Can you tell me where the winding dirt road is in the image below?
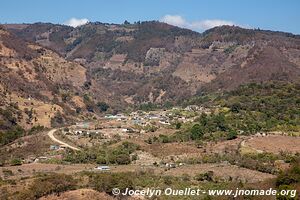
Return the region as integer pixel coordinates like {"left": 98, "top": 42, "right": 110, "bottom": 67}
{"left": 47, "top": 129, "right": 80, "bottom": 151}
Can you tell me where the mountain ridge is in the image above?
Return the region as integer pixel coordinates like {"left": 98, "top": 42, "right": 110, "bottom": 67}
{"left": 1, "top": 21, "right": 300, "bottom": 110}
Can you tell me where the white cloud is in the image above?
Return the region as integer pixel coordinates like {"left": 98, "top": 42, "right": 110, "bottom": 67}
{"left": 64, "top": 18, "right": 89, "bottom": 27}
{"left": 160, "top": 15, "right": 238, "bottom": 32}
{"left": 192, "top": 19, "right": 235, "bottom": 30}
{"left": 160, "top": 15, "right": 186, "bottom": 27}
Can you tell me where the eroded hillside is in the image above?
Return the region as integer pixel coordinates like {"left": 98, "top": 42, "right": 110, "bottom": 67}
{"left": 0, "top": 26, "right": 91, "bottom": 136}
{"left": 5, "top": 22, "right": 300, "bottom": 106}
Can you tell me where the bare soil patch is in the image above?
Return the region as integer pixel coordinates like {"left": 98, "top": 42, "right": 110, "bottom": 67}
{"left": 165, "top": 163, "right": 275, "bottom": 183}
{"left": 245, "top": 135, "right": 300, "bottom": 154}
{"left": 144, "top": 142, "right": 201, "bottom": 158}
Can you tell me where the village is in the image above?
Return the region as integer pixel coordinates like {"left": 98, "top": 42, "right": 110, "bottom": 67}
{"left": 15, "top": 102, "right": 299, "bottom": 174}
{"left": 2, "top": 102, "right": 298, "bottom": 186}
{"left": 9, "top": 105, "right": 212, "bottom": 167}
{"left": 1, "top": 103, "right": 300, "bottom": 198}
{"left": 18, "top": 105, "right": 210, "bottom": 169}
{"left": 54, "top": 105, "right": 211, "bottom": 147}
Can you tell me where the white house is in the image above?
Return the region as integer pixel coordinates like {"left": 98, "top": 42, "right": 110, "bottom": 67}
{"left": 95, "top": 166, "right": 110, "bottom": 171}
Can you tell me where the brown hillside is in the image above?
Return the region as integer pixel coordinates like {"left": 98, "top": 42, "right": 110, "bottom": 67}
{"left": 0, "top": 26, "right": 89, "bottom": 130}
{"left": 4, "top": 22, "right": 300, "bottom": 105}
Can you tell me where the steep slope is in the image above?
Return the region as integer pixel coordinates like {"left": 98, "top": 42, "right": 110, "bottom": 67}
{"left": 200, "top": 26, "right": 300, "bottom": 91}
{"left": 5, "top": 22, "right": 300, "bottom": 105}
{"left": 4, "top": 23, "right": 74, "bottom": 56}
{"left": 0, "top": 26, "right": 88, "bottom": 134}
{"left": 206, "top": 45, "right": 300, "bottom": 91}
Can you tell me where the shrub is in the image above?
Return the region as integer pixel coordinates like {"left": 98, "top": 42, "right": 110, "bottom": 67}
{"left": 0, "top": 126, "right": 25, "bottom": 146}
{"left": 28, "top": 125, "right": 44, "bottom": 134}
{"left": 10, "top": 158, "right": 22, "bottom": 166}
{"left": 276, "top": 162, "right": 300, "bottom": 187}
{"left": 230, "top": 103, "right": 242, "bottom": 113}
{"left": 195, "top": 171, "right": 214, "bottom": 182}
{"left": 90, "top": 172, "right": 134, "bottom": 194}
{"left": 50, "top": 111, "right": 65, "bottom": 127}
{"left": 97, "top": 102, "right": 110, "bottom": 112}
{"left": 175, "top": 122, "right": 182, "bottom": 129}
{"left": 115, "top": 153, "right": 131, "bottom": 165}
{"left": 190, "top": 124, "right": 204, "bottom": 140}
{"left": 2, "top": 169, "right": 14, "bottom": 177}
{"left": 227, "top": 130, "right": 238, "bottom": 140}
{"left": 64, "top": 142, "right": 140, "bottom": 165}
{"left": 159, "top": 134, "right": 170, "bottom": 143}
{"left": 17, "top": 173, "right": 77, "bottom": 199}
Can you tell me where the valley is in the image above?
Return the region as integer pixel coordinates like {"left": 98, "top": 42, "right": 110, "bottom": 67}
{"left": 0, "top": 20, "right": 299, "bottom": 200}
{"left": 1, "top": 100, "right": 299, "bottom": 199}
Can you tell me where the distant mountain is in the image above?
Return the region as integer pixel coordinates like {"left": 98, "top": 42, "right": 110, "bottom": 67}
{"left": 3, "top": 21, "right": 300, "bottom": 106}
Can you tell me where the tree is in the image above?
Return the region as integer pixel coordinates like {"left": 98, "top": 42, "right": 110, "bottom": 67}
{"left": 214, "top": 114, "right": 227, "bottom": 131}
{"left": 75, "top": 107, "right": 81, "bottom": 114}
{"left": 51, "top": 111, "right": 64, "bottom": 127}
{"left": 230, "top": 103, "right": 242, "bottom": 113}
{"left": 190, "top": 124, "right": 204, "bottom": 140}
{"left": 97, "top": 102, "right": 109, "bottom": 112}
{"left": 0, "top": 126, "right": 24, "bottom": 146}
{"left": 175, "top": 122, "right": 182, "bottom": 129}
{"left": 199, "top": 113, "right": 208, "bottom": 126}
{"left": 123, "top": 20, "right": 130, "bottom": 25}
{"left": 96, "top": 155, "right": 107, "bottom": 164}
{"left": 115, "top": 153, "right": 131, "bottom": 165}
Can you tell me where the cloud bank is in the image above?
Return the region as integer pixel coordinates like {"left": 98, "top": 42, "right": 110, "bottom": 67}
{"left": 160, "top": 15, "right": 237, "bottom": 32}
{"left": 64, "top": 18, "right": 89, "bottom": 27}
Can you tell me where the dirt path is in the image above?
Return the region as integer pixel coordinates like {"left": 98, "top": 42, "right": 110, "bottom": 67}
{"left": 47, "top": 129, "right": 80, "bottom": 151}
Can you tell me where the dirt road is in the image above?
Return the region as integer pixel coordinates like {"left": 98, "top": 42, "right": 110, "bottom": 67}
{"left": 47, "top": 129, "right": 80, "bottom": 151}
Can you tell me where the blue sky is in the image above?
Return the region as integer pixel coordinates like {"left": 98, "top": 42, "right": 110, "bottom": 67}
{"left": 1, "top": 0, "right": 299, "bottom": 34}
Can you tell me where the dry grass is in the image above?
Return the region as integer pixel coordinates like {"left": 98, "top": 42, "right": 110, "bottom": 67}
{"left": 0, "top": 163, "right": 94, "bottom": 179}
{"left": 245, "top": 135, "right": 300, "bottom": 154}
{"left": 143, "top": 142, "right": 201, "bottom": 158}
{"left": 165, "top": 163, "right": 276, "bottom": 183}
{"left": 0, "top": 132, "right": 53, "bottom": 162}
{"left": 10, "top": 93, "right": 63, "bottom": 128}
{"left": 40, "top": 189, "right": 115, "bottom": 200}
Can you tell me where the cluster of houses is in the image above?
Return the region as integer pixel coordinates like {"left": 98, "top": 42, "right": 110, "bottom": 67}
{"left": 102, "top": 112, "right": 172, "bottom": 127}
{"left": 101, "top": 105, "right": 210, "bottom": 128}
{"left": 67, "top": 105, "right": 210, "bottom": 134}
{"left": 129, "top": 112, "right": 171, "bottom": 126}
{"left": 104, "top": 114, "right": 127, "bottom": 121}
{"left": 65, "top": 122, "right": 104, "bottom": 137}
{"left": 56, "top": 105, "right": 211, "bottom": 144}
